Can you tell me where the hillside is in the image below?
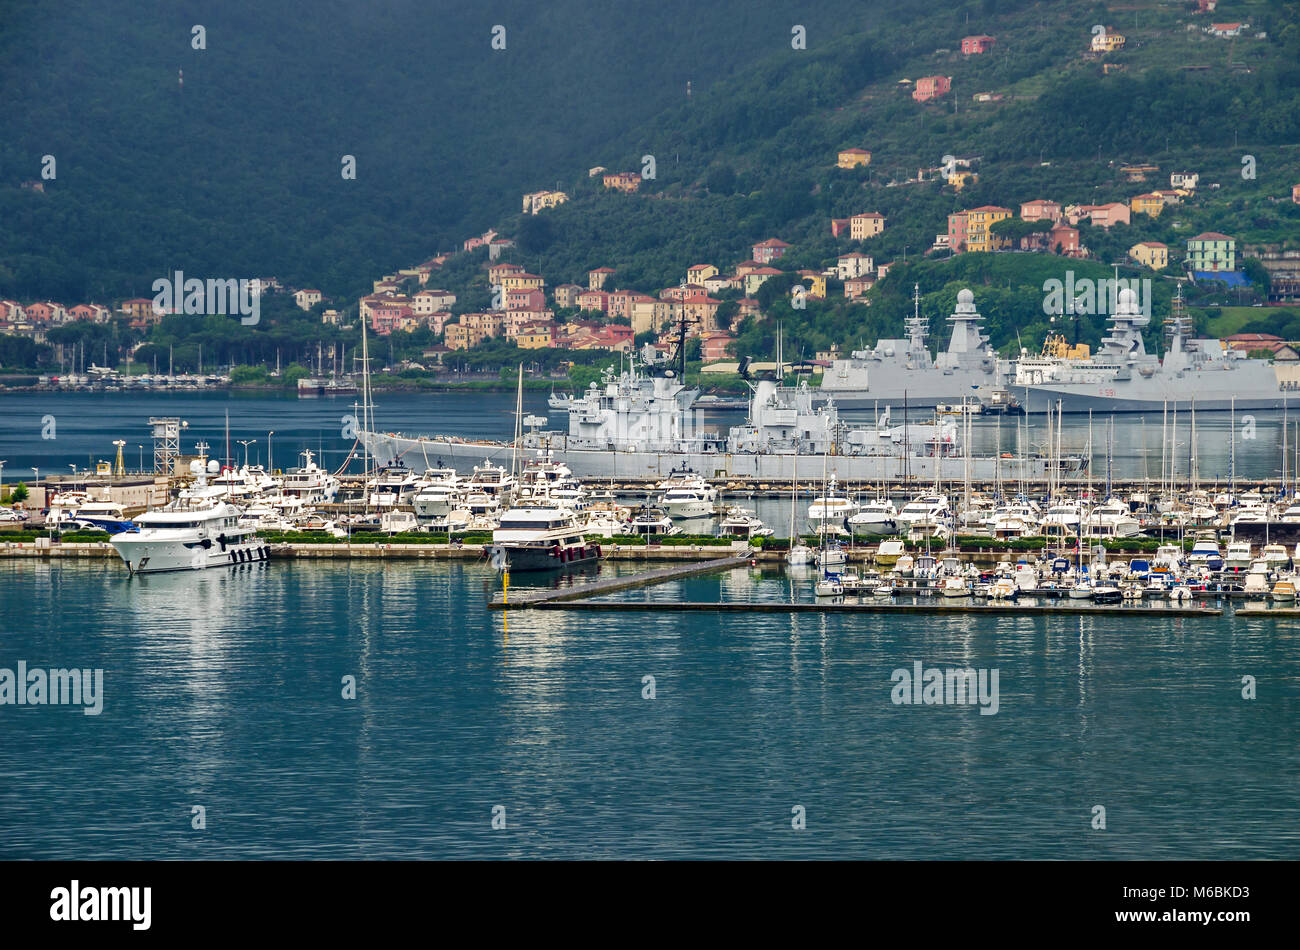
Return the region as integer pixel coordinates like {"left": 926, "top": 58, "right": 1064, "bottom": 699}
{"left": 3, "top": 0, "right": 1300, "bottom": 368}
{"left": 0, "top": 0, "right": 892, "bottom": 301}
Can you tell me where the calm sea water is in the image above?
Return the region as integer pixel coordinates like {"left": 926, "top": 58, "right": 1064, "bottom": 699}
{"left": 1, "top": 558, "right": 1297, "bottom": 859}
{"left": 0, "top": 389, "right": 1296, "bottom": 483}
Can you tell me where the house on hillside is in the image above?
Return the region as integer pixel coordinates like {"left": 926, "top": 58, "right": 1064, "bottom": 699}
{"left": 294, "top": 289, "right": 322, "bottom": 311}
{"left": 1091, "top": 28, "right": 1125, "bottom": 52}
{"left": 961, "top": 35, "right": 995, "bottom": 55}
{"left": 963, "top": 206, "right": 1012, "bottom": 252}
{"left": 1020, "top": 199, "right": 1062, "bottom": 224}
{"left": 1129, "top": 193, "right": 1167, "bottom": 218}
{"left": 588, "top": 267, "right": 615, "bottom": 290}
{"left": 837, "top": 148, "right": 871, "bottom": 169}
{"left": 1187, "top": 232, "right": 1235, "bottom": 272}
{"left": 602, "top": 172, "right": 640, "bottom": 193}
{"left": 849, "top": 212, "right": 886, "bottom": 240}
{"left": 752, "top": 238, "right": 791, "bottom": 263}
{"left": 912, "top": 76, "right": 951, "bottom": 102}
{"left": 1129, "top": 242, "right": 1169, "bottom": 271}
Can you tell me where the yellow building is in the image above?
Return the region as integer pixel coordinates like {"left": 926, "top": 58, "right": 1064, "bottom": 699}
{"left": 850, "top": 212, "right": 886, "bottom": 240}
{"left": 798, "top": 272, "right": 827, "bottom": 299}
{"left": 964, "top": 206, "right": 1012, "bottom": 252}
{"left": 444, "top": 324, "right": 489, "bottom": 350}
{"left": 1129, "top": 193, "right": 1165, "bottom": 218}
{"left": 1129, "top": 241, "right": 1169, "bottom": 271}
{"left": 1091, "top": 28, "right": 1125, "bottom": 52}
{"left": 837, "top": 148, "right": 871, "bottom": 169}
{"left": 501, "top": 272, "right": 546, "bottom": 292}
{"left": 522, "top": 190, "right": 568, "bottom": 215}
{"left": 515, "top": 324, "right": 554, "bottom": 349}
{"left": 602, "top": 172, "right": 640, "bottom": 193}
{"left": 950, "top": 170, "right": 978, "bottom": 191}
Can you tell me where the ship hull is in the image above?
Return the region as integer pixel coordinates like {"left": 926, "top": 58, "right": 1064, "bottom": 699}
{"left": 364, "top": 432, "right": 1080, "bottom": 482}
{"left": 494, "top": 543, "right": 601, "bottom": 572}
{"left": 110, "top": 534, "right": 271, "bottom": 573}
{"left": 1014, "top": 384, "right": 1288, "bottom": 414}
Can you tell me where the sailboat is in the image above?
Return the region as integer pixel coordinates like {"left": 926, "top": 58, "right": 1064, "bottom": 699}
{"left": 786, "top": 453, "right": 812, "bottom": 566}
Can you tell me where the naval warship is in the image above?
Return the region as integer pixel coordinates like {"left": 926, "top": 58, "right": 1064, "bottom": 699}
{"left": 1009, "top": 286, "right": 1283, "bottom": 413}
{"left": 362, "top": 348, "right": 1084, "bottom": 483}
{"left": 816, "top": 286, "right": 1003, "bottom": 409}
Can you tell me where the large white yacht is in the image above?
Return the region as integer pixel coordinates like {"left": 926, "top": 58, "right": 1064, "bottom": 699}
{"left": 490, "top": 505, "right": 600, "bottom": 571}
{"left": 110, "top": 462, "right": 269, "bottom": 573}
{"left": 1082, "top": 499, "right": 1141, "bottom": 538}
{"left": 657, "top": 468, "right": 717, "bottom": 519}
{"left": 847, "top": 498, "right": 899, "bottom": 538}
{"left": 280, "top": 450, "right": 340, "bottom": 505}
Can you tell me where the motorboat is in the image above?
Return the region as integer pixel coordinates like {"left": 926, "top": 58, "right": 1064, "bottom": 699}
{"left": 490, "top": 505, "right": 601, "bottom": 571}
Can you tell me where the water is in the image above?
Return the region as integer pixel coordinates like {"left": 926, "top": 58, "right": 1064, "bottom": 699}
{"left": 1, "top": 390, "right": 1297, "bottom": 484}
{"left": 2, "top": 558, "right": 1297, "bottom": 859}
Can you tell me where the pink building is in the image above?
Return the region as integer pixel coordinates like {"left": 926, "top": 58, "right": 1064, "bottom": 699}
{"left": 370, "top": 303, "right": 415, "bottom": 335}
{"left": 505, "top": 287, "right": 546, "bottom": 311}
{"left": 947, "top": 212, "right": 969, "bottom": 253}
{"left": 962, "top": 35, "right": 995, "bottom": 55}
{"left": 1020, "top": 199, "right": 1062, "bottom": 224}
{"left": 913, "top": 76, "right": 951, "bottom": 102}
{"left": 700, "top": 332, "right": 735, "bottom": 361}
{"left": 752, "top": 238, "right": 791, "bottom": 264}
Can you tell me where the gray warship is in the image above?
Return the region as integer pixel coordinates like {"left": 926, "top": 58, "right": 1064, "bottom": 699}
{"left": 1010, "top": 286, "right": 1283, "bottom": 413}
{"left": 816, "top": 286, "right": 1003, "bottom": 409}
{"left": 362, "top": 352, "right": 1084, "bottom": 483}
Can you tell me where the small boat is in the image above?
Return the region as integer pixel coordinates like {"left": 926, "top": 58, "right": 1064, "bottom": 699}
{"left": 874, "top": 539, "right": 906, "bottom": 567}
{"left": 989, "top": 577, "right": 1018, "bottom": 600}
{"left": 1091, "top": 585, "right": 1122, "bottom": 604}
{"left": 939, "top": 575, "right": 969, "bottom": 598}
{"left": 1271, "top": 578, "right": 1297, "bottom": 602}
{"left": 814, "top": 576, "right": 844, "bottom": 597}
{"left": 1168, "top": 585, "right": 1193, "bottom": 603}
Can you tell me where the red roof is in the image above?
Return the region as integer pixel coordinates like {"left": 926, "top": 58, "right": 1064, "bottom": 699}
{"left": 1191, "top": 231, "right": 1233, "bottom": 241}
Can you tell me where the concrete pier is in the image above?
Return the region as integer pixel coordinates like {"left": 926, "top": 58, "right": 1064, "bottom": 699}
{"left": 489, "top": 554, "right": 749, "bottom": 608}
{"left": 511, "top": 600, "right": 1224, "bottom": 617}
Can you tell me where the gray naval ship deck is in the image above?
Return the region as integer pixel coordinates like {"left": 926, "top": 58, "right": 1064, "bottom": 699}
{"left": 1010, "top": 286, "right": 1283, "bottom": 413}
{"left": 816, "top": 287, "right": 1002, "bottom": 408}
{"left": 363, "top": 361, "right": 1085, "bottom": 483}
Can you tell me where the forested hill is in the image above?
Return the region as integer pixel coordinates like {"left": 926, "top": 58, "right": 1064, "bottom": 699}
{"left": 0, "top": 0, "right": 894, "bottom": 301}
{"left": 3, "top": 0, "right": 1299, "bottom": 362}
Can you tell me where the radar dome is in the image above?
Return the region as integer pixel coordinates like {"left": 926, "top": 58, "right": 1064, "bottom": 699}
{"left": 1118, "top": 287, "right": 1138, "bottom": 308}
{"left": 957, "top": 288, "right": 974, "bottom": 305}
{"left": 207, "top": 460, "right": 220, "bottom": 474}
{"left": 189, "top": 460, "right": 202, "bottom": 475}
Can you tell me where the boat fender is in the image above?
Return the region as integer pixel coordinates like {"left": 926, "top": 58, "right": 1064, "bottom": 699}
{"left": 552, "top": 544, "right": 562, "bottom": 561}
{"left": 218, "top": 534, "right": 227, "bottom": 551}
{"left": 592, "top": 544, "right": 601, "bottom": 559}
{"left": 201, "top": 538, "right": 212, "bottom": 549}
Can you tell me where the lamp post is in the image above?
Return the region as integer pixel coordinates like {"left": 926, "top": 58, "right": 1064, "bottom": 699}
{"left": 238, "top": 439, "right": 256, "bottom": 468}
{"left": 268, "top": 431, "right": 275, "bottom": 473}
{"left": 138, "top": 445, "right": 144, "bottom": 473}
{"left": 0, "top": 460, "right": 6, "bottom": 500}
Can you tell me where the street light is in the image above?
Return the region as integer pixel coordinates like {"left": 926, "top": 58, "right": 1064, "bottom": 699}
{"left": 0, "top": 460, "right": 6, "bottom": 500}
{"left": 238, "top": 439, "right": 256, "bottom": 467}
{"left": 138, "top": 445, "right": 144, "bottom": 473}
{"left": 268, "top": 431, "right": 275, "bottom": 473}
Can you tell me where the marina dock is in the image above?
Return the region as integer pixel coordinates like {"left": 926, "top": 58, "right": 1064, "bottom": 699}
{"left": 510, "top": 599, "right": 1223, "bottom": 617}
{"left": 489, "top": 553, "right": 749, "bottom": 607}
